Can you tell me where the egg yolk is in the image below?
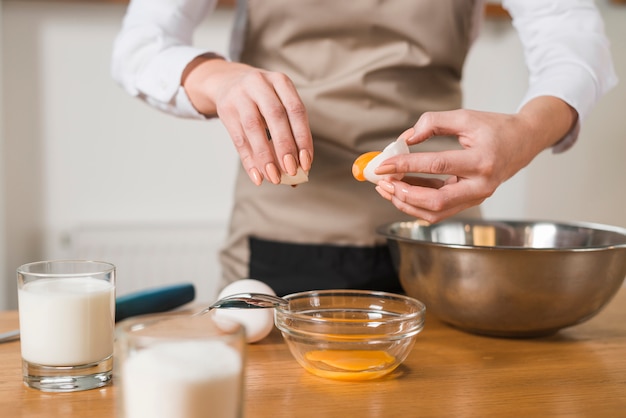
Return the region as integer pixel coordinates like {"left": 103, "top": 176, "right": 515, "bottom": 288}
{"left": 351, "top": 151, "right": 381, "bottom": 181}
{"left": 304, "top": 349, "right": 396, "bottom": 381}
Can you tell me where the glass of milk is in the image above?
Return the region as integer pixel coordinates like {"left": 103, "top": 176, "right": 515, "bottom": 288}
{"left": 115, "top": 311, "right": 246, "bottom": 418}
{"left": 17, "top": 260, "right": 116, "bottom": 392}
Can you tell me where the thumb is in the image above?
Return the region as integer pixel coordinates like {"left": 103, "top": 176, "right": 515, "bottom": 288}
{"left": 408, "top": 110, "right": 465, "bottom": 145}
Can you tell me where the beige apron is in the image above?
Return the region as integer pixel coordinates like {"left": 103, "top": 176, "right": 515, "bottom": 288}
{"left": 220, "top": 0, "right": 484, "bottom": 286}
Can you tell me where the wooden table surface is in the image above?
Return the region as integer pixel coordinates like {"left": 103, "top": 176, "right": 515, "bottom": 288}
{"left": 1, "top": 288, "right": 626, "bottom": 417}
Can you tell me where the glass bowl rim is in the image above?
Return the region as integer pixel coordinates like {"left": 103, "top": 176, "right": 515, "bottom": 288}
{"left": 274, "top": 289, "right": 426, "bottom": 326}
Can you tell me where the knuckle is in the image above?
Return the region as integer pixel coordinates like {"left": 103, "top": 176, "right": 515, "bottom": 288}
{"left": 230, "top": 132, "right": 247, "bottom": 148}
{"left": 478, "top": 181, "right": 498, "bottom": 200}
{"left": 241, "top": 116, "right": 264, "bottom": 133}
{"left": 418, "top": 111, "right": 436, "bottom": 125}
{"left": 415, "top": 112, "right": 436, "bottom": 131}
{"left": 239, "top": 153, "right": 255, "bottom": 169}
{"left": 428, "top": 197, "right": 448, "bottom": 213}
{"left": 271, "top": 71, "right": 293, "bottom": 85}
{"left": 428, "top": 156, "right": 450, "bottom": 174}
{"left": 420, "top": 213, "right": 442, "bottom": 224}
{"left": 245, "top": 70, "right": 268, "bottom": 86}
{"left": 284, "top": 100, "right": 307, "bottom": 118}
{"left": 220, "top": 84, "right": 249, "bottom": 106}
{"left": 455, "top": 109, "right": 472, "bottom": 123}
{"left": 253, "top": 148, "right": 274, "bottom": 161}
{"left": 424, "top": 190, "right": 452, "bottom": 212}
{"left": 475, "top": 158, "right": 497, "bottom": 179}
{"left": 264, "top": 103, "right": 287, "bottom": 120}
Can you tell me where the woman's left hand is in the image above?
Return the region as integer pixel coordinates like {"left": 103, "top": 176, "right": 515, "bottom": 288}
{"left": 373, "top": 97, "right": 578, "bottom": 223}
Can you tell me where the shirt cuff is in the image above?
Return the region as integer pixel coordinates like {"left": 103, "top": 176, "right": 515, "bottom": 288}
{"left": 551, "top": 120, "right": 580, "bottom": 154}
{"left": 518, "top": 64, "right": 601, "bottom": 154}
{"left": 143, "top": 86, "right": 208, "bottom": 120}
{"left": 135, "top": 46, "right": 211, "bottom": 119}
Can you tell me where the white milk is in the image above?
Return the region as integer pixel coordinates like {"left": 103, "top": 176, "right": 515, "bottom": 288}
{"left": 122, "top": 340, "right": 242, "bottom": 418}
{"left": 18, "top": 277, "right": 115, "bottom": 366}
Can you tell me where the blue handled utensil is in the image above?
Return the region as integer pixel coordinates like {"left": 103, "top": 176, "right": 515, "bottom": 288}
{"left": 0, "top": 282, "right": 196, "bottom": 343}
{"left": 115, "top": 282, "right": 196, "bottom": 322}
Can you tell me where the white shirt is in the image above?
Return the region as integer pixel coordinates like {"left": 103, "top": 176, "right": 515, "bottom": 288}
{"left": 111, "top": 0, "right": 618, "bottom": 151}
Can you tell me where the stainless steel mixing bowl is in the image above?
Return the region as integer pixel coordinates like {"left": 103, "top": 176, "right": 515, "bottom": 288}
{"left": 378, "top": 219, "right": 626, "bottom": 337}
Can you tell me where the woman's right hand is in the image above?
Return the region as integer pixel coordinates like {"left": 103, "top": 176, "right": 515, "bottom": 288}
{"left": 182, "top": 56, "right": 313, "bottom": 185}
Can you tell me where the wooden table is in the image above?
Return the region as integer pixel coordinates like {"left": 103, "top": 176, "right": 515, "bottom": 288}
{"left": 2, "top": 289, "right": 626, "bottom": 417}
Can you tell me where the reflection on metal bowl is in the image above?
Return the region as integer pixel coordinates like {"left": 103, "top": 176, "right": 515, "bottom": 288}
{"left": 378, "top": 219, "right": 626, "bottom": 337}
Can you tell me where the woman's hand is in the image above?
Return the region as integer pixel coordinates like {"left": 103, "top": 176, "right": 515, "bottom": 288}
{"left": 374, "top": 96, "right": 578, "bottom": 223}
{"left": 182, "top": 56, "right": 313, "bottom": 185}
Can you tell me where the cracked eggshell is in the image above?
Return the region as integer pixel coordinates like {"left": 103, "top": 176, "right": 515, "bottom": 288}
{"left": 280, "top": 167, "right": 309, "bottom": 185}
{"left": 362, "top": 138, "right": 410, "bottom": 183}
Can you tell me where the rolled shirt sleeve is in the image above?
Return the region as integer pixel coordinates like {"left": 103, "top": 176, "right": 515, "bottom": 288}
{"left": 503, "top": 0, "right": 618, "bottom": 152}
{"left": 111, "top": 0, "right": 219, "bottom": 119}
{"left": 112, "top": 0, "right": 618, "bottom": 148}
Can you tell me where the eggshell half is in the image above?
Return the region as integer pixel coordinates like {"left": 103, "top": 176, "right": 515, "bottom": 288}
{"left": 280, "top": 167, "right": 309, "bottom": 185}
{"left": 214, "top": 279, "right": 277, "bottom": 343}
{"left": 362, "top": 138, "right": 409, "bottom": 183}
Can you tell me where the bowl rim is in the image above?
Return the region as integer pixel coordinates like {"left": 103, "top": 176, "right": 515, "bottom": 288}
{"left": 275, "top": 289, "right": 426, "bottom": 325}
{"left": 377, "top": 218, "right": 626, "bottom": 251}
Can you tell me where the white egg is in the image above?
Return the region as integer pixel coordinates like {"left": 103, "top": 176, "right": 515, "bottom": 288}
{"left": 214, "top": 279, "right": 277, "bottom": 343}
{"left": 363, "top": 138, "right": 410, "bottom": 184}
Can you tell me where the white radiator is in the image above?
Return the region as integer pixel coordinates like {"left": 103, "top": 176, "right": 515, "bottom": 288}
{"left": 63, "top": 223, "right": 227, "bottom": 304}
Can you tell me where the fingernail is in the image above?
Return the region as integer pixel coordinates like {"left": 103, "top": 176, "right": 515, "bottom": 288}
{"left": 375, "top": 164, "right": 395, "bottom": 174}
{"left": 265, "top": 163, "right": 281, "bottom": 184}
{"left": 283, "top": 154, "right": 298, "bottom": 176}
{"left": 398, "top": 127, "right": 415, "bottom": 142}
{"left": 378, "top": 180, "right": 394, "bottom": 194}
{"left": 299, "top": 149, "right": 312, "bottom": 171}
{"left": 248, "top": 168, "right": 263, "bottom": 186}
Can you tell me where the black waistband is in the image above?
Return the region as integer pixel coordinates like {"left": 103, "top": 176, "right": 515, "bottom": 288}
{"left": 248, "top": 236, "right": 403, "bottom": 296}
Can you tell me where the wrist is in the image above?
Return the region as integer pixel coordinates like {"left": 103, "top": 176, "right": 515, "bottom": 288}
{"left": 517, "top": 96, "right": 579, "bottom": 151}
{"left": 181, "top": 53, "right": 227, "bottom": 117}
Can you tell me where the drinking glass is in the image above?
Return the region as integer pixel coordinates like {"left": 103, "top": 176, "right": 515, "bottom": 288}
{"left": 115, "top": 311, "right": 246, "bottom": 418}
{"left": 17, "top": 260, "right": 116, "bottom": 392}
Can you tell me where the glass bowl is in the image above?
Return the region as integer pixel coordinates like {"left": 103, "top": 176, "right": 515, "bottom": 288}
{"left": 274, "top": 290, "right": 426, "bottom": 381}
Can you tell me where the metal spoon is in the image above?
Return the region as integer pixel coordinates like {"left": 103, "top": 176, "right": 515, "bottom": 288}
{"left": 0, "top": 293, "right": 288, "bottom": 344}
{"left": 195, "top": 292, "right": 289, "bottom": 316}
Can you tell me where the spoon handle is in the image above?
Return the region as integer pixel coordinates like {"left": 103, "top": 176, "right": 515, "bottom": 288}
{"left": 0, "top": 329, "right": 20, "bottom": 344}
{"left": 196, "top": 292, "right": 288, "bottom": 316}
{"left": 212, "top": 293, "right": 288, "bottom": 309}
